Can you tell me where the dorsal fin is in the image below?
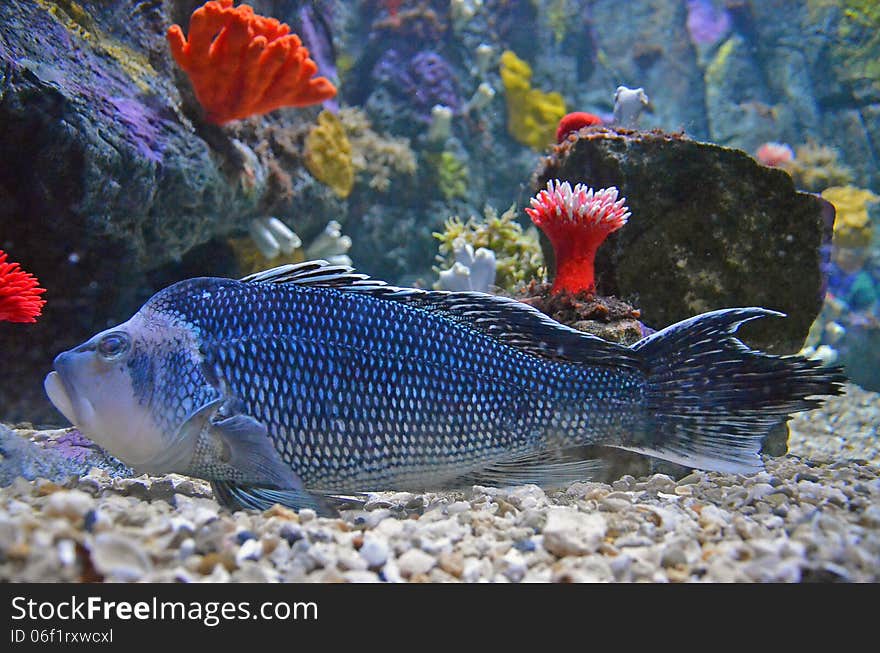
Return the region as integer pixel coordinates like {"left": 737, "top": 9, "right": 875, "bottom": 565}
{"left": 241, "top": 260, "right": 641, "bottom": 368}
{"left": 241, "top": 260, "right": 376, "bottom": 289}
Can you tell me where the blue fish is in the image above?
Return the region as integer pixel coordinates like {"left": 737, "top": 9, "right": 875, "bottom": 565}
{"left": 44, "top": 261, "right": 844, "bottom": 513}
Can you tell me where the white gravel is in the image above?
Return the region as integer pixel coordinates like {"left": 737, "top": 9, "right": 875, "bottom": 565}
{"left": 0, "top": 383, "right": 877, "bottom": 583}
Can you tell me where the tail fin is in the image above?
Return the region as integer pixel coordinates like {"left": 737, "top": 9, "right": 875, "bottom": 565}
{"left": 620, "top": 308, "right": 846, "bottom": 474}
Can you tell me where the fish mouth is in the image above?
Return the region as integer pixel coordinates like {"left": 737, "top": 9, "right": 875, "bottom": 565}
{"left": 44, "top": 365, "right": 95, "bottom": 428}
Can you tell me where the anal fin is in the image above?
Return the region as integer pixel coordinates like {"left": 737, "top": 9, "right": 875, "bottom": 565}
{"left": 452, "top": 447, "right": 607, "bottom": 489}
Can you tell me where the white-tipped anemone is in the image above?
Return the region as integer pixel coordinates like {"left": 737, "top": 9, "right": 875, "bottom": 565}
{"left": 526, "top": 180, "right": 631, "bottom": 232}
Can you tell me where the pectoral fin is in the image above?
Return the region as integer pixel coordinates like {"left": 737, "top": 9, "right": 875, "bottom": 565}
{"left": 211, "top": 414, "right": 303, "bottom": 490}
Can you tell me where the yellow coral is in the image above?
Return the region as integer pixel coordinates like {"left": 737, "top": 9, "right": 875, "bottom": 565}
{"left": 228, "top": 235, "right": 306, "bottom": 276}
{"left": 338, "top": 107, "right": 416, "bottom": 192}
{"left": 499, "top": 50, "right": 566, "bottom": 150}
{"left": 822, "top": 185, "right": 879, "bottom": 249}
{"left": 434, "top": 204, "right": 545, "bottom": 291}
{"left": 784, "top": 142, "right": 853, "bottom": 192}
{"left": 304, "top": 110, "right": 355, "bottom": 198}
{"left": 425, "top": 150, "right": 469, "bottom": 200}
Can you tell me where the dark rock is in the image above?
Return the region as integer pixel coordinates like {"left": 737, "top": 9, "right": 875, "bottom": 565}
{"left": 762, "top": 421, "right": 791, "bottom": 458}
{"left": 0, "top": 424, "right": 129, "bottom": 486}
{"left": 514, "top": 282, "right": 644, "bottom": 346}
{"left": 279, "top": 523, "right": 304, "bottom": 545}
{"left": 535, "top": 127, "right": 834, "bottom": 353}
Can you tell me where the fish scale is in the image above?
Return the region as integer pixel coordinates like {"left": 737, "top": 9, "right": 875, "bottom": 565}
{"left": 45, "top": 261, "right": 844, "bottom": 513}
{"left": 158, "top": 277, "right": 643, "bottom": 491}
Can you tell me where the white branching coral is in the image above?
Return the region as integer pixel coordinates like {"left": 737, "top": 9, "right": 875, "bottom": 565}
{"left": 613, "top": 86, "right": 650, "bottom": 128}
{"left": 436, "top": 241, "right": 497, "bottom": 292}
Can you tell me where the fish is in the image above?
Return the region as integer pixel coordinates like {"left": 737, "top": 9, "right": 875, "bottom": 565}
{"left": 44, "top": 260, "right": 845, "bottom": 514}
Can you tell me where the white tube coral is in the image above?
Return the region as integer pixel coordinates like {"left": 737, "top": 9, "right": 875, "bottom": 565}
{"left": 427, "top": 105, "right": 453, "bottom": 145}
{"left": 464, "top": 83, "right": 495, "bottom": 113}
{"left": 475, "top": 43, "right": 494, "bottom": 77}
{"left": 248, "top": 217, "right": 302, "bottom": 260}
{"left": 304, "top": 220, "right": 353, "bottom": 266}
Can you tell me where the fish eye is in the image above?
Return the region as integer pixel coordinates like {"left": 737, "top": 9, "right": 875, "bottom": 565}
{"left": 96, "top": 331, "right": 131, "bottom": 361}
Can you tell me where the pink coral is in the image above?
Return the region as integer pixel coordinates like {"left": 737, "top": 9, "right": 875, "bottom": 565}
{"left": 526, "top": 180, "right": 630, "bottom": 295}
{"left": 756, "top": 142, "right": 794, "bottom": 168}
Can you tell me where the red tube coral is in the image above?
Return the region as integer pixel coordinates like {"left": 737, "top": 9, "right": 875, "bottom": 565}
{"left": 167, "top": 1, "right": 337, "bottom": 124}
{"left": 0, "top": 250, "right": 46, "bottom": 323}
{"left": 556, "top": 112, "right": 603, "bottom": 143}
{"left": 526, "top": 180, "right": 630, "bottom": 295}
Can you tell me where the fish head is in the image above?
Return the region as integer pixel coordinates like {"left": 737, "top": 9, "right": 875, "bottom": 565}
{"left": 44, "top": 294, "right": 215, "bottom": 472}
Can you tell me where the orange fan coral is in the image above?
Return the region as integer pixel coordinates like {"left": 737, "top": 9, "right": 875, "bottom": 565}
{"left": 0, "top": 250, "right": 46, "bottom": 323}
{"left": 167, "top": 0, "right": 337, "bottom": 124}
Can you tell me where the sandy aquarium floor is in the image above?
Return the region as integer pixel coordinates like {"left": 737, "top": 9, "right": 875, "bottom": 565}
{"left": 0, "top": 383, "right": 878, "bottom": 583}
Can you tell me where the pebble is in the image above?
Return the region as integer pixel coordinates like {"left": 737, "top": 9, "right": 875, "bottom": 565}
{"left": 83, "top": 509, "right": 102, "bottom": 533}
{"left": 116, "top": 477, "right": 150, "bottom": 500}
{"left": 279, "top": 523, "right": 304, "bottom": 545}
{"left": 365, "top": 508, "right": 393, "bottom": 529}
{"left": 0, "top": 518, "right": 23, "bottom": 552}
{"left": 299, "top": 509, "right": 317, "bottom": 523}
{"left": 397, "top": 548, "right": 436, "bottom": 578}
{"left": 542, "top": 507, "right": 606, "bottom": 557}
{"left": 88, "top": 533, "right": 153, "bottom": 581}
{"left": 57, "top": 539, "right": 76, "bottom": 567}
{"left": 235, "top": 530, "right": 257, "bottom": 544}
{"left": 235, "top": 539, "right": 262, "bottom": 564}
{"left": 446, "top": 501, "right": 471, "bottom": 515}
{"left": 44, "top": 490, "right": 93, "bottom": 519}
{"left": 179, "top": 538, "right": 196, "bottom": 559}
{"left": 336, "top": 548, "right": 368, "bottom": 571}
{"left": 343, "top": 570, "right": 381, "bottom": 583}
{"left": 496, "top": 548, "right": 527, "bottom": 582}
{"left": 599, "top": 497, "right": 631, "bottom": 513}
{"left": 359, "top": 536, "right": 389, "bottom": 568}
{"left": 437, "top": 551, "right": 464, "bottom": 578}
{"left": 643, "top": 474, "right": 676, "bottom": 493}
{"left": 860, "top": 505, "right": 880, "bottom": 528}
{"left": 461, "top": 557, "right": 492, "bottom": 583}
